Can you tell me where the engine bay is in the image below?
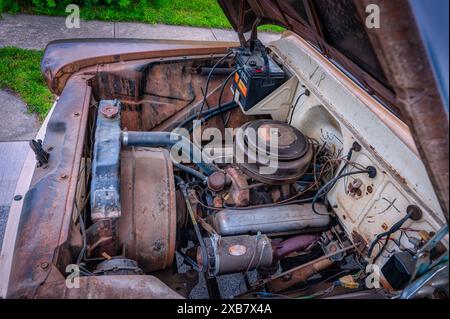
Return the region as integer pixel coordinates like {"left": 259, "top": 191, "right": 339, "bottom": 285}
{"left": 62, "top": 40, "right": 448, "bottom": 299}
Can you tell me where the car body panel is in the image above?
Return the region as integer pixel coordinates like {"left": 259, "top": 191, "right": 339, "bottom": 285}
{"left": 2, "top": 74, "right": 91, "bottom": 298}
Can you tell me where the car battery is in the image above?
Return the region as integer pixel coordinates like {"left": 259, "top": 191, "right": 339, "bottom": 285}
{"left": 232, "top": 45, "right": 286, "bottom": 111}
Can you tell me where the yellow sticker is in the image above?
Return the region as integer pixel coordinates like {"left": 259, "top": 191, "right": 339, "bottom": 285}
{"left": 238, "top": 79, "right": 248, "bottom": 97}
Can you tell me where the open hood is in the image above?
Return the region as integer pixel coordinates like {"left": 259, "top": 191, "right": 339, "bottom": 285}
{"left": 218, "top": 0, "right": 395, "bottom": 108}
{"left": 218, "top": 0, "right": 449, "bottom": 222}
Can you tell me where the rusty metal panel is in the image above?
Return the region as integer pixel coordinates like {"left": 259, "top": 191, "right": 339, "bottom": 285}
{"left": 118, "top": 147, "right": 176, "bottom": 272}
{"left": 6, "top": 74, "right": 91, "bottom": 298}
{"left": 87, "top": 56, "right": 236, "bottom": 132}
{"left": 41, "top": 39, "right": 238, "bottom": 95}
{"left": 35, "top": 274, "right": 183, "bottom": 299}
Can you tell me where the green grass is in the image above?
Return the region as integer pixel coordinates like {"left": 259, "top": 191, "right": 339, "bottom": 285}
{"left": 0, "top": 47, "right": 53, "bottom": 120}
{"left": 2, "top": 0, "right": 285, "bottom": 32}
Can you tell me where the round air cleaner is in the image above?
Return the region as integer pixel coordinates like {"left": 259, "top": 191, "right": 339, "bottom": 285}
{"left": 235, "top": 120, "right": 313, "bottom": 185}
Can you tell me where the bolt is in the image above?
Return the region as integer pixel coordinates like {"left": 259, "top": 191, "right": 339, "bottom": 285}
{"left": 348, "top": 179, "right": 363, "bottom": 197}
{"left": 60, "top": 174, "right": 68, "bottom": 180}
{"left": 74, "top": 112, "right": 80, "bottom": 117}
{"left": 40, "top": 262, "right": 49, "bottom": 269}
{"left": 14, "top": 195, "right": 23, "bottom": 201}
{"left": 329, "top": 244, "right": 337, "bottom": 252}
{"left": 101, "top": 104, "right": 119, "bottom": 119}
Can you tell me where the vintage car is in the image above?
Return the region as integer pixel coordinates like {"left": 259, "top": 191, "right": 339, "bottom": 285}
{"left": 0, "top": 0, "right": 448, "bottom": 299}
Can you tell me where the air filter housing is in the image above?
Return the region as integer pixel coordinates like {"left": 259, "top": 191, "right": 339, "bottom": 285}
{"left": 235, "top": 120, "right": 313, "bottom": 185}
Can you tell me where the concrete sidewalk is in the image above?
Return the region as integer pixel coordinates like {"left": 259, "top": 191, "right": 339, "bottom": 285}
{"left": 0, "top": 90, "right": 40, "bottom": 142}
{"left": 0, "top": 14, "right": 280, "bottom": 50}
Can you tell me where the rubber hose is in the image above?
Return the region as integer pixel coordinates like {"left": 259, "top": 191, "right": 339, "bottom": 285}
{"left": 121, "top": 131, "right": 217, "bottom": 175}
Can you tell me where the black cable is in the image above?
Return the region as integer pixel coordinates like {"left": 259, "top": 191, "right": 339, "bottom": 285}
{"left": 367, "top": 210, "right": 413, "bottom": 259}
{"left": 259, "top": 42, "right": 270, "bottom": 79}
{"left": 217, "top": 67, "right": 244, "bottom": 125}
{"left": 188, "top": 103, "right": 238, "bottom": 133}
{"left": 288, "top": 89, "right": 310, "bottom": 124}
{"left": 173, "top": 162, "right": 207, "bottom": 182}
{"left": 197, "top": 50, "right": 234, "bottom": 121}
{"left": 216, "top": 51, "right": 254, "bottom": 126}
{"left": 311, "top": 168, "right": 372, "bottom": 215}
{"left": 177, "top": 101, "right": 236, "bottom": 129}
{"left": 180, "top": 101, "right": 238, "bottom": 132}
{"left": 177, "top": 250, "right": 201, "bottom": 272}
{"left": 224, "top": 84, "right": 238, "bottom": 127}
{"left": 220, "top": 47, "right": 261, "bottom": 126}
{"left": 372, "top": 234, "right": 391, "bottom": 263}
{"left": 174, "top": 175, "right": 184, "bottom": 187}
{"left": 310, "top": 143, "right": 367, "bottom": 215}
{"left": 337, "top": 142, "right": 360, "bottom": 176}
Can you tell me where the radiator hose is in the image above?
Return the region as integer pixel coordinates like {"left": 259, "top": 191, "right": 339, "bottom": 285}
{"left": 121, "top": 131, "right": 218, "bottom": 175}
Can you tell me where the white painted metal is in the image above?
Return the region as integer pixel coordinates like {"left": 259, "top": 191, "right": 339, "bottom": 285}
{"left": 267, "top": 32, "right": 447, "bottom": 269}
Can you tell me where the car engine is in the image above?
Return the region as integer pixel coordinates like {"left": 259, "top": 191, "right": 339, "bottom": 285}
{"left": 61, "top": 42, "right": 447, "bottom": 299}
